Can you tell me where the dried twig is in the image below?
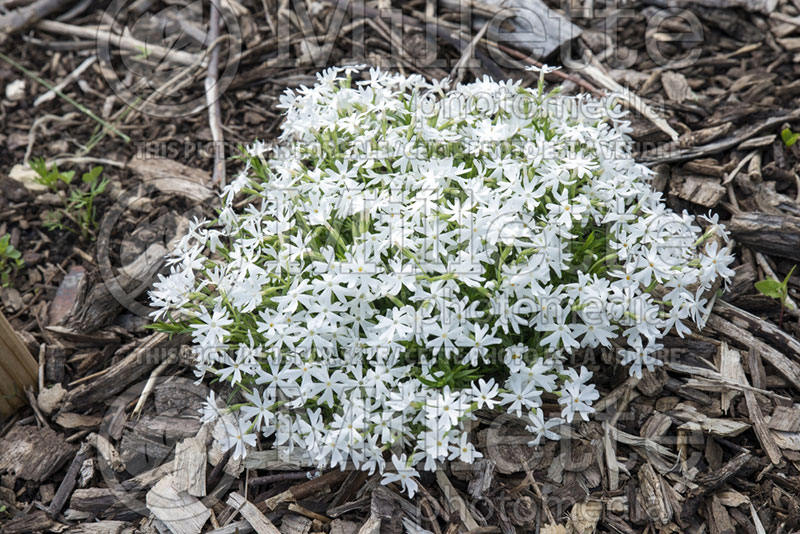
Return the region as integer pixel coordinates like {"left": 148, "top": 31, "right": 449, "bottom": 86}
{"left": 249, "top": 471, "right": 315, "bottom": 487}
{"left": 263, "top": 469, "right": 350, "bottom": 510}
{"left": 0, "top": 0, "right": 68, "bottom": 40}
{"left": 580, "top": 52, "right": 680, "bottom": 141}
{"left": 131, "top": 353, "right": 177, "bottom": 418}
{"left": 207, "top": 0, "right": 226, "bottom": 185}
{"left": 36, "top": 19, "right": 200, "bottom": 65}
{"left": 450, "top": 19, "right": 491, "bottom": 85}
{"left": 33, "top": 54, "right": 96, "bottom": 107}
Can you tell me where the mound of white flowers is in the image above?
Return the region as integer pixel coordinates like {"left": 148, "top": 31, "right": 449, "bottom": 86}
{"left": 150, "top": 65, "right": 734, "bottom": 497}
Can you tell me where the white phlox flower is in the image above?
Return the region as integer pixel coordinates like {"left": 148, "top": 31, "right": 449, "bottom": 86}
{"left": 150, "top": 66, "right": 734, "bottom": 496}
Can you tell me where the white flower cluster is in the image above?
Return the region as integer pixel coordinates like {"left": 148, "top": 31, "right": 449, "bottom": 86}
{"left": 150, "top": 66, "right": 734, "bottom": 497}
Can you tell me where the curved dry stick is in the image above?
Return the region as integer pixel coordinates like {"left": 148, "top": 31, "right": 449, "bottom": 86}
{"left": 207, "top": 0, "right": 226, "bottom": 186}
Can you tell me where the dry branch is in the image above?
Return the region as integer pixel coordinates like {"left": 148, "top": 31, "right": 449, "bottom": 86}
{"left": 640, "top": 110, "right": 800, "bottom": 164}
{"left": 35, "top": 19, "right": 201, "bottom": 65}
{"left": 0, "top": 0, "right": 69, "bottom": 40}
{"left": 59, "top": 332, "right": 183, "bottom": 411}
{"left": 207, "top": 0, "right": 226, "bottom": 185}
{"left": 706, "top": 313, "right": 800, "bottom": 392}
{"left": 729, "top": 212, "right": 800, "bottom": 262}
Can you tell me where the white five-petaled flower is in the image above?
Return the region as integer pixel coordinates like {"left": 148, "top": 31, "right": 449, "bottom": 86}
{"left": 381, "top": 454, "right": 420, "bottom": 497}
{"left": 223, "top": 417, "right": 257, "bottom": 460}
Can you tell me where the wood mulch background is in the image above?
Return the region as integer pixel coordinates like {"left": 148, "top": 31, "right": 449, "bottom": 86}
{"left": 2, "top": 0, "right": 800, "bottom": 533}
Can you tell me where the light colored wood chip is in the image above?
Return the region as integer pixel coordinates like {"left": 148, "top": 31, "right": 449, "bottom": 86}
{"left": 478, "top": 0, "right": 578, "bottom": 57}
{"left": 716, "top": 489, "right": 750, "bottom": 507}
{"left": 750, "top": 502, "right": 767, "bottom": 534}
{"left": 37, "top": 384, "right": 66, "bottom": 415}
{"left": 355, "top": 515, "right": 381, "bottom": 534}
{"left": 436, "top": 469, "right": 480, "bottom": 531}
{"left": 707, "top": 494, "right": 735, "bottom": 534}
{"left": 738, "top": 134, "right": 776, "bottom": 149}
{"left": 743, "top": 389, "right": 783, "bottom": 465}
{"left": 208, "top": 520, "right": 254, "bottom": 534}
{"left": 227, "top": 492, "right": 282, "bottom": 534}
{"left": 243, "top": 449, "right": 314, "bottom": 470}
{"left": 329, "top": 519, "right": 359, "bottom": 534}
{"left": 54, "top": 412, "right": 102, "bottom": 429}
{"left": 661, "top": 71, "right": 696, "bottom": 103}
{"left": 146, "top": 475, "right": 210, "bottom": 534}
{"left": 678, "top": 418, "right": 750, "bottom": 437}
{"left": 671, "top": 175, "right": 726, "bottom": 208}
{"left": 173, "top": 427, "right": 209, "bottom": 497}
{"left": 767, "top": 406, "right": 800, "bottom": 431}
{"left": 719, "top": 342, "right": 745, "bottom": 412}
{"left": 638, "top": 463, "right": 672, "bottom": 526}
{"left": 280, "top": 514, "right": 313, "bottom": 534}
{"left": 86, "top": 433, "right": 125, "bottom": 472}
{"left": 569, "top": 501, "right": 603, "bottom": 534}
{"left": 771, "top": 430, "right": 800, "bottom": 451}
{"left": 603, "top": 422, "right": 620, "bottom": 491}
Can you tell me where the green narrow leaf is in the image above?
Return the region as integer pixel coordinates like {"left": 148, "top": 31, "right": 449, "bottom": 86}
{"left": 783, "top": 265, "right": 797, "bottom": 285}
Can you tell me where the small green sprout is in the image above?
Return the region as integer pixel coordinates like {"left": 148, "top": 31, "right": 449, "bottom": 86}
{"left": 31, "top": 160, "right": 108, "bottom": 240}
{"left": 0, "top": 234, "right": 24, "bottom": 288}
{"left": 68, "top": 165, "right": 109, "bottom": 239}
{"left": 781, "top": 127, "right": 799, "bottom": 148}
{"left": 30, "top": 157, "right": 75, "bottom": 192}
{"left": 755, "top": 264, "right": 797, "bottom": 328}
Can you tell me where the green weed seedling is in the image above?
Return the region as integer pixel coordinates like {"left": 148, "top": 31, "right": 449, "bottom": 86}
{"left": 0, "top": 234, "right": 23, "bottom": 288}
{"left": 31, "top": 158, "right": 108, "bottom": 240}
{"left": 755, "top": 265, "right": 797, "bottom": 328}
{"left": 30, "top": 157, "right": 74, "bottom": 192}
{"left": 781, "top": 127, "right": 799, "bottom": 148}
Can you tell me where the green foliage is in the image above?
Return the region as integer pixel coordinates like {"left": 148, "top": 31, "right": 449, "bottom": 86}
{"left": 755, "top": 278, "right": 784, "bottom": 300}
{"left": 417, "top": 357, "right": 486, "bottom": 389}
{"left": 0, "top": 234, "right": 24, "bottom": 288}
{"left": 755, "top": 265, "right": 797, "bottom": 326}
{"left": 781, "top": 127, "right": 799, "bottom": 148}
{"left": 755, "top": 265, "right": 795, "bottom": 302}
{"left": 30, "top": 157, "right": 74, "bottom": 192}
{"left": 31, "top": 160, "right": 108, "bottom": 240}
